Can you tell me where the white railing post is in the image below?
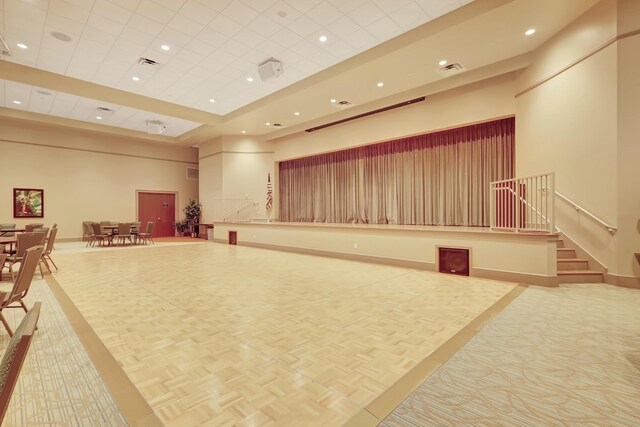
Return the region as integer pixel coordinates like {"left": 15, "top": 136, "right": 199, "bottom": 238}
{"left": 514, "top": 178, "right": 520, "bottom": 232}
{"left": 549, "top": 172, "right": 555, "bottom": 233}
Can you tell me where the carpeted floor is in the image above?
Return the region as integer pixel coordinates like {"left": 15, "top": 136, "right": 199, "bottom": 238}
{"left": 382, "top": 283, "right": 640, "bottom": 426}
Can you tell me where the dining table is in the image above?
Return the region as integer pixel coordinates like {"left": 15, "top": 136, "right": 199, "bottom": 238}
{"left": 0, "top": 228, "right": 26, "bottom": 237}
{"left": 0, "top": 236, "right": 17, "bottom": 254}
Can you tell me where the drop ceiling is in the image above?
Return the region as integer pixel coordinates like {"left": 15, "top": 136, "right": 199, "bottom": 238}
{"left": 0, "top": 0, "right": 599, "bottom": 144}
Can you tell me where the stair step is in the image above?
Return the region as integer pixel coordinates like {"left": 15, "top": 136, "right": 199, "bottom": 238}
{"left": 556, "top": 239, "right": 564, "bottom": 248}
{"left": 557, "top": 258, "right": 590, "bottom": 270}
{"left": 557, "top": 248, "right": 576, "bottom": 259}
{"left": 557, "top": 269, "right": 604, "bottom": 284}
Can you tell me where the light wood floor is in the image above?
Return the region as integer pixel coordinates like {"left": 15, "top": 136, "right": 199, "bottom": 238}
{"left": 48, "top": 240, "right": 519, "bottom": 426}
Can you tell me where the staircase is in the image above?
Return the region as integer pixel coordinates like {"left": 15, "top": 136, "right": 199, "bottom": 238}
{"left": 556, "top": 239, "right": 604, "bottom": 283}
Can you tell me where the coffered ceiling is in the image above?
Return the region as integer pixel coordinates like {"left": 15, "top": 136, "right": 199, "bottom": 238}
{"left": 0, "top": 0, "right": 599, "bottom": 145}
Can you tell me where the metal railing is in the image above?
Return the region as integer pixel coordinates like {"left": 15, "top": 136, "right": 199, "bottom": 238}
{"left": 490, "top": 172, "right": 555, "bottom": 233}
{"left": 212, "top": 197, "right": 259, "bottom": 222}
{"left": 555, "top": 191, "right": 617, "bottom": 234}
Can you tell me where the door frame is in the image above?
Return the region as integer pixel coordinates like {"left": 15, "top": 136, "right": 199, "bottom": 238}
{"left": 135, "top": 190, "right": 179, "bottom": 223}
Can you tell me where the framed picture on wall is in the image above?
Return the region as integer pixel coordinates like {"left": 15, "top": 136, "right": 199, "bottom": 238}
{"left": 13, "top": 188, "right": 44, "bottom": 218}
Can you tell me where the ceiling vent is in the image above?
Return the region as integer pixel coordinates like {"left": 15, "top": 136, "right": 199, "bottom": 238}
{"left": 146, "top": 120, "right": 166, "bottom": 134}
{"left": 0, "top": 34, "right": 12, "bottom": 57}
{"left": 138, "top": 57, "right": 159, "bottom": 68}
{"left": 436, "top": 62, "right": 465, "bottom": 77}
{"left": 267, "top": 122, "right": 286, "bottom": 129}
{"left": 258, "top": 59, "right": 283, "bottom": 81}
{"left": 332, "top": 100, "right": 354, "bottom": 110}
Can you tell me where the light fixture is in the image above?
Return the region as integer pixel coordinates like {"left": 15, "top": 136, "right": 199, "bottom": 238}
{"left": 17, "top": 43, "right": 28, "bottom": 49}
{"left": 96, "top": 116, "right": 103, "bottom": 120}
{"left": 330, "top": 99, "right": 337, "bottom": 103}
{"left": 161, "top": 44, "right": 170, "bottom": 51}
{"left": 319, "top": 35, "right": 327, "bottom": 42}
{"left": 294, "top": 112, "right": 300, "bottom": 116}
{"left": 13, "top": 100, "right": 21, "bottom": 105}
{"left": 241, "top": 130, "right": 246, "bottom": 134}
{"left": 265, "top": 122, "right": 270, "bottom": 126}
{"left": 209, "top": 98, "right": 215, "bottom": 103}
{"left": 132, "top": 76, "right": 140, "bottom": 81}
{"left": 247, "top": 76, "right": 254, "bottom": 82}
{"left": 50, "top": 31, "right": 72, "bottom": 42}
{"left": 525, "top": 28, "right": 536, "bottom": 36}
{"left": 439, "top": 59, "right": 447, "bottom": 66}
{"left": 146, "top": 120, "right": 166, "bottom": 134}
{"left": 376, "top": 82, "right": 384, "bottom": 87}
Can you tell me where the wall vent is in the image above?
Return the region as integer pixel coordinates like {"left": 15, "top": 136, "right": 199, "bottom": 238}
{"left": 332, "top": 100, "right": 354, "bottom": 110}
{"left": 436, "top": 62, "right": 465, "bottom": 77}
{"left": 187, "top": 167, "right": 199, "bottom": 180}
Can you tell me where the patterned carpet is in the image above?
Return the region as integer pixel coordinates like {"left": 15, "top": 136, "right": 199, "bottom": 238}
{"left": 0, "top": 276, "right": 127, "bottom": 426}
{"left": 382, "top": 284, "right": 640, "bottom": 426}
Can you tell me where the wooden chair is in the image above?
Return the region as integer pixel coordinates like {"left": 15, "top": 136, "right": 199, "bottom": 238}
{"left": 0, "top": 254, "right": 6, "bottom": 282}
{"left": 0, "top": 246, "right": 43, "bottom": 336}
{"left": 137, "top": 221, "right": 155, "bottom": 245}
{"left": 24, "top": 224, "right": 43, "bottom": 233}
{"left": 115, "top": 223, "right": 132, "bottom": 246}
{"left": 3, "top": 233, "right": 46, "bottom": 281}
{"left": 41, "top": 227, "right": 58, "bottom": 273}
{"left": 0, "top": 302, "right": 41, "bottom": 424}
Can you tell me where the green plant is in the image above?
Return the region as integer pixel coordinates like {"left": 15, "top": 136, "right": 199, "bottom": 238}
{"left": 183, "top": 199, "right": 202, "bottom": 233}
{"left": 175, "top": 220, "right": 189, "bottom": 234}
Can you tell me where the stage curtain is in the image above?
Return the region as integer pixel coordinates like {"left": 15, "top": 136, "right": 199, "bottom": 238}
{"left": 278, "top": 117, "right": 514, "bottom": 226}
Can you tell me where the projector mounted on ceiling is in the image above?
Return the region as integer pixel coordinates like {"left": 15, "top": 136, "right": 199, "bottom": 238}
{"left": 258, "top": 58, "right": 283, "bottom": 82}
{"left": 146, "top": 120, "right": 166, "bottom": 135}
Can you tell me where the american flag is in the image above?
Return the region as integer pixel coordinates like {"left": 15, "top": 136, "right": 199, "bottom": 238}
{"left": 266, "top": 173, "right": 273, "bottom": 211}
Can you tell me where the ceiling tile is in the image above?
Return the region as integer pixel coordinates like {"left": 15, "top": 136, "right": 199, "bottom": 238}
{"left": 254, "top": 38, "right": 285, "bottom": 59}
{"left": 222, "top": 0, "right": 260, "bottom": 26}
{"left": 49, "top": 0, "right": 92, "bottom": 23}
{"left": 326, "top": 15, "right": 359, "bottom": 38}
{"left": 196, "top": 28, "right": 230, "bottom": 49}
{"left": 389, "top": 2, "right": 431, "bottom": 30}
{"left": 86, "top": 14, "right": 125, "bottom": 36}
{"left": 365, "top": 16, "right": 402, "bottom": 41}
{"left": 126, "top": 13, "right": 165, "bottom": 36}
{"left": 94, "top": 0, "right": 133, "bottom": 23}
{"left": 107, "top": 0, "right": 141, "bottom": 11}
{"left": 287, "top": 0, "right": 323, "bottom": 14}
{"left": 151, "top": 0, "right": 187, "bottom": 11}
{"left": 306, "top": 1, "right": 343, "bottom": 26}
{"left": 269, "top": 27, "right": 302, "bottom": 48}
{"left": 264, "top": 1, "right": 301, "bottom": 26}
{"left": 156, "top": 26, "right": 193, "bottom": 49}
{"left": 178, "top": 0, "right": 220, "bottom": 25}
{"left": 327, "top": 0, "right": 367, "bottom": 14}
{"left": 287, "top": 15, "right": 322, "bottom": 38}
{"left": 207, "top": 14, "right": 243, "bottom": 37}
{"left": 167, "top": 13, "right": 205, "bottom": 37}
{"left": 415, "top": 0, "right": 460, "bottom": 18}
{"left": 217, "top": 38, "right": 252, "bottom": 57}
{"left": 247, "top": 15, "right": 283, "bottom": 38}
{"left": 350, "top": 2, "right": 385, "bottom": 26}
{"left": 239, "top": 0, "right": 277, "bottom": 13}
{"left": 345, "top": 28, "right": 377, "bottom": 50}
{"left": 233, "top": 28, "right": 265, "bottom": 48}
{"left": 135, "top": 0, "right": 176, "bottom": 25}
{"left": 371, "top": 0, "right": 414, "bottom": 14}
{"left": 183, "top": 38, "right": 219, "bottom": 57}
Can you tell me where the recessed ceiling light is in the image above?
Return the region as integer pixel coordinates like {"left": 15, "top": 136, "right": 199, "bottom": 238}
{"left": 132, "top": 76, "right": 140, "bottom": 81}
{"left": 241, "top": 130, "right": 246, "bottom": 134}
{"left": 525, "top": 28, "right": 536, "bottom": 36}
{"left": 13, "top": 100, "right": 21, "bottom": 105}
{"left": 319, "top": 35, "right": 327, "bottom": 42}
{"left": 96, "top": 116, "right": 103, "bottom": 120}
{"left": 377, "top": 82, "right": 384, "bottom": 87}
{"left": 161, "top": 44, "right": 170, "bottom": 51}
{"left": 439, "top": 59, "right": 447, "bottom": 66}
{"left": 277, "top": 10, "right": 287, "bottom": 18}
{"left": 330, "top": 99, "right": 337, "bottom": 103}
{"left": 265, "top": 122, "right": 270, "bottom": 126}
{"left": 209, "top": 98, "right": 215, "bottom": 103}
{"left": 294, "top": 112, "right": 300, "bottom": 116}
{"left": 36, "top": 90, "right": 52, "bottom": 96}
{"left": 50, "top": 31, "right": 72, "bottom": 42}
{"left": 17, "top": 43, "right": 28, "bottom": 49}
{"left": 247, "top": 77, "right": 254, "bottom": 82}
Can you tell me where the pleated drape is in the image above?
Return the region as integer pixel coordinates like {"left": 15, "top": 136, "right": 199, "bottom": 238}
{"left": 278, "top": 117, "right": 514, "bottom": 226}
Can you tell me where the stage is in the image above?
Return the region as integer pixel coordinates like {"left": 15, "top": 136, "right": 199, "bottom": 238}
{"left": 212, "top": 221, "right": 559, "bottom": 287}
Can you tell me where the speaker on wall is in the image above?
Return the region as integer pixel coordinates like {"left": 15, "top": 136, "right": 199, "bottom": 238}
{"left": 438, "top": 247, "right": 470, "bottom": 276}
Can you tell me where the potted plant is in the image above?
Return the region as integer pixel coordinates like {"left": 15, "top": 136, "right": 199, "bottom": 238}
{"left": 175, "top": 220, "right": 190, "bottom": 236}
{"left": 183, "top": 199, "right": 202, "bottom": 238}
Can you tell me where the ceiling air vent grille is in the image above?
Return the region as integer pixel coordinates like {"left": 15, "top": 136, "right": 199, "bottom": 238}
{"left": 437, "top": 62, "right": 465, "bottom": 77}
{"left": 187, "top": 168, "right": 199, "bottom": 180}
{"left": 332, "top": 100, "right": 354, "bottom": 110}
{"left": 138, "top": 57, "right": 159, "bottom": 67}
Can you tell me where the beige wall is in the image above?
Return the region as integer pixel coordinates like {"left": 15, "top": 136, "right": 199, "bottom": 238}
{"left": 0, "top": 118, "right": 198, "bottom": 239}
{"left": 273, "top": 72, "right": 517, "bottom": 162}
{"left": 198, "top": 136, "right": 274, "bottom": 223}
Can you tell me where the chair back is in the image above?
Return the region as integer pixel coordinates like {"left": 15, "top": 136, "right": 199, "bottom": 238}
{"left": 131, "top": 221, "right": 141, "bottom": 233}
{"left": 15, "top": 233, "right": 45, "bottom": 258}
{"left": 52, "top": 223, "right": 57, "bottom": 229}
{"left": 33, "top": 227, "right": 49, "bottom": 238}
{"left": 24, "top": 224, "right": 43, "bottom": 232}
{"left": 145, "top": 221, "right": 155, "bottom": 235}
{"left": 0, "top": 302, "right": 41, "bottom": 424}
{"left": 45, "top": 228, "right": 58, "bottom": 255}
{"left": 8, "top": 246, "right": 44, "bottom": 303}
{"left": 118, "top": 223, "right": 131, "bottom": 236}
{"left": 91, "top": 223, "right": 103, "bottom": 235}
{"left": 82, "top": 222, "right": 93, "bottom": 234}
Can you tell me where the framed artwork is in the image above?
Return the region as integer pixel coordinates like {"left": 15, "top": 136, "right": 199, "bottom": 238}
{"left": 13, "top": 188, "right": 44, "bottom": 218}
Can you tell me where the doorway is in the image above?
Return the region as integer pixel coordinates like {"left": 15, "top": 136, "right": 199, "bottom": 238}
{"left": 137, "top": 192, "right": 176, "bottom": 237}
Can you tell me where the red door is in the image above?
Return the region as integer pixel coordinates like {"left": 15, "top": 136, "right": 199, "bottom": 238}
{"left": 138, "top": 192, "right": 176, "bottom": 237}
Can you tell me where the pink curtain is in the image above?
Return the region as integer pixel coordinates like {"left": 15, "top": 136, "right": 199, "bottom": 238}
{"left": 279, "top": 117, "right": 515, "bottom": 226}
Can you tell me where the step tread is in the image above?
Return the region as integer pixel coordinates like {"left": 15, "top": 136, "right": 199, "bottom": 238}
{"left": 557, "top": 258, "right": 588, "bottom": 262}
{"left": 557, "top": 270, "right": 603, "bottom": 275}
{"left": 557, "top": 248, "right": 576, "bottom": 252}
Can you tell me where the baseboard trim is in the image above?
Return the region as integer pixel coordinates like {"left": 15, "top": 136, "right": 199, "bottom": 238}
{"left": 604, "top": 273, "right": 640, "bottom": 289}
{"left": 471, "top": 267, "right": 559, "bottom": 287}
